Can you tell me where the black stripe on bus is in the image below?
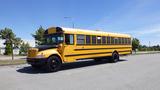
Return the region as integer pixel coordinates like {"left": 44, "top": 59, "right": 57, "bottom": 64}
{"left": 65, "top": 50, "right": 131, "bottom": 57}
{"left": 74, "top": 47, "right": 131, "bottom": 51}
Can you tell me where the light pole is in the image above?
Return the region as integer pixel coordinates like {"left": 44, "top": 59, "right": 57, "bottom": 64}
{"left": 64, "top": 17, "right": 75, "bottom": 28}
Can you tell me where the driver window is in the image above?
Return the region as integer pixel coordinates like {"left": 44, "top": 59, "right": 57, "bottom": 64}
{"left": 65, "top": 34, "right": 74, "bottom": 45}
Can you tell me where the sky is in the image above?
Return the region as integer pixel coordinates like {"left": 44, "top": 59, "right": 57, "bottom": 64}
{"left": 0, "top": 0, "right": 160, "bottom": 46}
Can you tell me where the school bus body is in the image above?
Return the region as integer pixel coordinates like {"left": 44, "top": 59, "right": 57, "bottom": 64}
{"left": 27, "top": 27, "right": 132, "bottom": 71}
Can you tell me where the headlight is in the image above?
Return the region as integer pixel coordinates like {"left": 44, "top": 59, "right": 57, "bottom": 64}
{"left": 35, "top": 55, "right": 45, "bottom": 58}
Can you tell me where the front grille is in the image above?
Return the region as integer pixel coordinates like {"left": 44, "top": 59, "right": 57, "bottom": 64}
{"left": 27, "top": 48, "right": 38, "bottom": 58}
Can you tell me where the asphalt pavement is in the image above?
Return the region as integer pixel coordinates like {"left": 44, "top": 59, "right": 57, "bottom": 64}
{"left": 0, "top": 54, "right": 160, "bottom": 90}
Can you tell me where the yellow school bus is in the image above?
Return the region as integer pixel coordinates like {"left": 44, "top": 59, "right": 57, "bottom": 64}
{"left": 27, "top": 27, "right": 132, "bottom": 72}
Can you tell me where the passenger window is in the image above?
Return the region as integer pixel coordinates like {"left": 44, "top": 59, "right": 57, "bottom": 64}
{"left": 102, "top": 36, "right": 106, "bottom": 44}
{"left": 128, "top": 38, "right": 131, "bottom": 45}
{"left": 122, "top": 38, "right": 125, "bottom": 44}
{"left": 107, "top": 36, "right": 111, "bottom": 44}
{"left": 118, "top": 37, "right": 121, "bottom": 44}
{"left": 65, "top": 34, "right": 74, "bottom": 45}
{"left": 125, "top": 38, "right": 127, "bottom": 44}
{"left": 114, "top": 38, "right": 118, "bottom": 45}
{"left": 126, "top": 38, "right": 129, "bottom": 45}
{"left": 86, "top": 35, "right": 91, "bottom": 44}
{"left": 92, "top": 36, "right": 96, "bottom": 44}
{"left": 129, "top": 38, "right": 131, "bottom": 44}
{"left": 111, "top": 37, "right": 114, "bottom": 44}
{"left": 77, "top": 35, "right": 85, "bottom": 44}
{"left": 97, "top": 36, "right": 102, "bottom": 44}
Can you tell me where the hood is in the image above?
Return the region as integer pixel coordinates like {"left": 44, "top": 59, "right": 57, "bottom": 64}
{"left": 36, "top": 45, "right": 58, "bottom": 51}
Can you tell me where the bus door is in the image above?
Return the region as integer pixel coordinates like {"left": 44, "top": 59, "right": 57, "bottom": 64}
{"left": 63, "top": 34, "right": 76, "bottom": 62}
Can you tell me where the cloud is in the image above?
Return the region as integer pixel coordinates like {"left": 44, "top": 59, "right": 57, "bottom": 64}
{"left": 90, "top": 0, "right": 155, "bottom": 29}
{"left": 129, "top": 24, "right": 160, "bottom": 37}
{"left": 126, "top": 23, "right": 160, "bottom": 45}
{"left": 89, "top": 0, "right": 160, "bottom": 45}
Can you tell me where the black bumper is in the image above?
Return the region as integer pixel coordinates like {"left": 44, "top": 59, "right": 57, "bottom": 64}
{"left": 27, "top": 58, "right": 47, "bottom": 65}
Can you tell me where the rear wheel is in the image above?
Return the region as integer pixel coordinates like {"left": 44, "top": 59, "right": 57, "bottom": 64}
{"left": 45, "top": 56, "right": 62, "bottom": 72}
{"left": 110, "top": 52, "right": 119, "bottom": 63}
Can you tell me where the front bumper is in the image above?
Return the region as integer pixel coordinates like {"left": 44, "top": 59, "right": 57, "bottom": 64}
{"left": 27, "top": 58, "right": 47, "bottom": 65}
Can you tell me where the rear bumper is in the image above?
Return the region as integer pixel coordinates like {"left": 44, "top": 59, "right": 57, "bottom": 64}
{"left": 27, "top": 58, "right": 47, "bottom": 65}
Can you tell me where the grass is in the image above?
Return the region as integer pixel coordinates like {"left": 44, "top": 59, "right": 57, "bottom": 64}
{"left": 0, "top": 60, "right": 26, "bottom": 66}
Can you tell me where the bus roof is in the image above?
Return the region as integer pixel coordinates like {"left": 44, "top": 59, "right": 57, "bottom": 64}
{"left": 47, "top": 27, "right": 131, "bottom": 38}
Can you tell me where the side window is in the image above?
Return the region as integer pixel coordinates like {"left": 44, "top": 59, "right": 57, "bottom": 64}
{"left": 97, "top": 36, "right": 102, "bottom": 44}
{"left": 127, "top": 38, "right": 129, "bottom": 45}
{"left": 114, "top": 38, "right": 118, "bottom": 45}
{"left": 86, "top": 35, "right": 91, "bottom": 44}
{"left": 128, "top": 38, "right": 131, "bottom": 45}
{"left": 107, "top": 36, "right": 111, "bottom": 44}
{"left": 102, "top": 36, "right": 106, "bottom": 44}
{"left": 65, "top": 34, "right": 74, "bottom": 45}
{"left": 92, "top": 36, "right": 96, "bottom": 44}
{"left": 128, "top": 38, "right": 131, "bottom": 44}
{"left": 125, "top": 38, "right": 127, "bottom": 45}
{"left": 111, "top": 37, "right": 114, "bottom": 44}
{"left": 118, "top": 37, "right": 121, "bottom": 45}
{"left": 77, "top": 35, "right": 85, "bottom": 44}
{"left": 122, "top": 38, "right": 125, "bottom": 44}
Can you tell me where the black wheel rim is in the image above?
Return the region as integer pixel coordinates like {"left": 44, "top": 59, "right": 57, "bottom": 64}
{"left": 51, "top": 59, "right": 59, "bottom": 69}
{"left": 113, "top": 54, "right": 118, "bottom": 62}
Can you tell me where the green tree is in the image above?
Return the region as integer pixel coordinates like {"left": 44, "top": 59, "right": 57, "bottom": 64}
{"left": 4, "top": 43, "right": 12, "bottom": 55}
{"left": 13, "top": 37, "right": 23, "bottom": 48}
{"left": 0, "top": 28, "right": 23, "bottom": 56}
{"left": 0, "top": 28, "right": 15, "bottom": 40}
{"left": 19, "top": 42, "right": 30, "bottom": 55}
{"left": 32, "top": 26, "right": 45, "bottom": 45}
{"left": 132, "top": 38, "right": 140, "bottom": 51}
{"left": 0, "top": 28, "right": 15, "bottom": 55}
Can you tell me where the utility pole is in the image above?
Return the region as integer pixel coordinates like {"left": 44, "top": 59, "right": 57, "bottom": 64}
{"left": 64, "top": 17, "right": 75, "bottom": 28}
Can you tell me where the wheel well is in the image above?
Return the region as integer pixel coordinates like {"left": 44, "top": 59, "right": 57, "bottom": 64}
{"left": 48, "top": 54, "right": 62, "bottom": 63}
{"left": 112, "top": 50, "right": 119, "bottom": 55}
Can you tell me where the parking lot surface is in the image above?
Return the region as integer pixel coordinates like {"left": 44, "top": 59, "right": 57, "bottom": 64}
{"left": 0, "top": 54, "right": 160, "bottom": 90}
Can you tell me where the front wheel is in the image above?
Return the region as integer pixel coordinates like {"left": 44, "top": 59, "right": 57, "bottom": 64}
{"left": 110, "top": 52, "right": 119, "bottom": 63}
{"left": 45, "top": 56, "right": 62, "bottom": 72}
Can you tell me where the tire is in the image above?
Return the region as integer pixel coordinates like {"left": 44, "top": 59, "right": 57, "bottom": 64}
{"left": 45, "top": 56, "right": 62, "bottom": 72}
{"left": 110, "top": 52, "right": 119, "bottom": 63}
{"left": 31, "top": 64, "right": 43, "bottom": 69}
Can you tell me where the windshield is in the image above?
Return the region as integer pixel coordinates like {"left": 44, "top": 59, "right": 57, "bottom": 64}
{"left": 42, "top": 33, "right": 64, "bottom": 45}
